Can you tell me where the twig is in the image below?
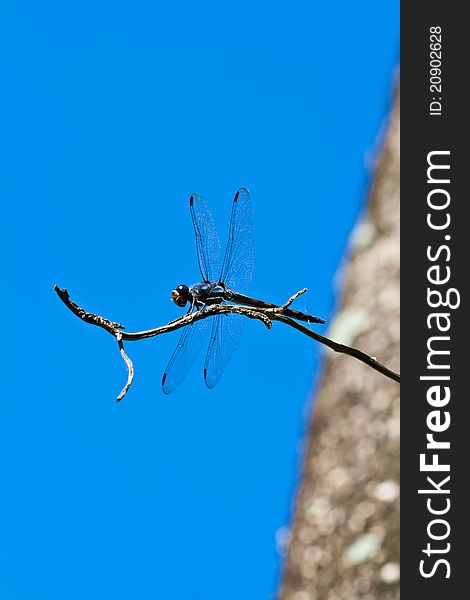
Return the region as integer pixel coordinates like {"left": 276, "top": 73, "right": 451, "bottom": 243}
{"left": 273, "top": 314, "right": 400, "bottom": 384}
{"left": 54, "top": 286, "right": 125, "bottom": 332}
{"left": 281, "top": 287, "right": 308, "bottom": 309}
{"left": 54, "top": 284, "right": 400, "bottom": 400}
{"left": 116, "top": 333, "right": 134, "bottom": 402}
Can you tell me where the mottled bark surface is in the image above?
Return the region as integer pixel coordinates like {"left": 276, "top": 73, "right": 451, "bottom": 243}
{"left": 279, "top": 92, "right": 400, "bottom": 600}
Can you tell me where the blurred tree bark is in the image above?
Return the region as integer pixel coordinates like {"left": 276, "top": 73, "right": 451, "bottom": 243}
{"left": 279, "top": 88, "right": 400, "bottom": 600}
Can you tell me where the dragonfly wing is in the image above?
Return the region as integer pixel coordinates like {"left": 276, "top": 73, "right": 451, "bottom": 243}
{"left": 204, "top": 313, "right": 244, "bottom": 389}
{"left": 219, "top": 188, "right": 255, "bottom": 293}
{"left": 162, "top": 317, "right": 210, "bottom": 394}
{"left": 190, "top": 192, "right": 221, "bottom": 283}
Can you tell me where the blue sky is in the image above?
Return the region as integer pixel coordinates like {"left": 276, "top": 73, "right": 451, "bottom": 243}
{"left": 1, "top": 2, "right": 398, "bottom": 598}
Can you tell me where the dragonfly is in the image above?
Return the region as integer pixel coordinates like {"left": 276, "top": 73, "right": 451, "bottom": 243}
{"left": 162, "top": 188, "right": 325, "bottom": 394}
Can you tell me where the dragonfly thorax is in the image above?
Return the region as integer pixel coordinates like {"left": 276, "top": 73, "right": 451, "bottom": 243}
{"left": 190, "top": 282, "right": 225, "bottom": 303}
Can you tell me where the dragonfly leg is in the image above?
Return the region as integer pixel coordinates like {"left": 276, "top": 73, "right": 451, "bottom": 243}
{"left": 186, "top": 298, "right": 197, "bottom": 314}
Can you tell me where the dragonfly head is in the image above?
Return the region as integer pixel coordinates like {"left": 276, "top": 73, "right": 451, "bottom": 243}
{"left": 171, "top": 284, "right": 190, "bottom": 308}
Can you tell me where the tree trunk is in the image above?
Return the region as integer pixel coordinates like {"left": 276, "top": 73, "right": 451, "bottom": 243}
{"left": 279, "top": 89, "right": 400, "bottom": 600}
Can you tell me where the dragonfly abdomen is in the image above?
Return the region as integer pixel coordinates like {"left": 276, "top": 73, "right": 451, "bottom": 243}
{"left": 227, "top": 290, "right": 325, "bottom": 325}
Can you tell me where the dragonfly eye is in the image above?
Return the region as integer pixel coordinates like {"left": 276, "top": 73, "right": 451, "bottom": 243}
{"left": 171, "top": 285, "right": 189, "bottom": 307}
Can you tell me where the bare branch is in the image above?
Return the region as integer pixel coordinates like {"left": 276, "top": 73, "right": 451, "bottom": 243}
{"left": 281, "top": 287, "right": 308, "bottom": 310}
{"left": 273, "top": 315, "right": 400, "bottom": 384}
{"left": 54, "top": 284, "right": 400, "bottom": 398}
{"left": 54, "top": 285, "right": 125, "bottom": 332}
{"left": 116, "top": 333, "right": 134, "bottom": 402}
{"left": 55, "top": 285, "right": 272, "bottom": 341}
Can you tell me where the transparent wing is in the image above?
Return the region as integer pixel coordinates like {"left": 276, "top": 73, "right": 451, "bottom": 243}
{"left": 162, "top": 318, "right": 210, "bottom": 394}
{"left": 219, "top": 188, "right": 255, "bottom": 293}
{"left": 204, "top": 313, "right": 244, "bottom": 389}
{"left": 190, "top": 192, "right": 221, "bottom": 283}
